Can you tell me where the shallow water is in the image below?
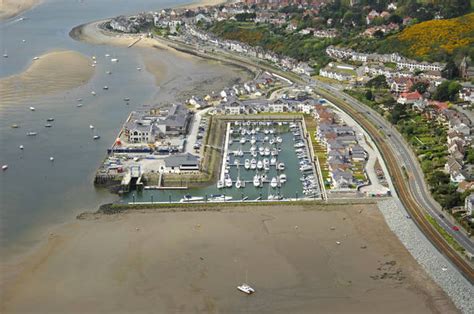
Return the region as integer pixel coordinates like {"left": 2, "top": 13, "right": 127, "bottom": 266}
{"left": 0, "top": 0, "right": 246, "bottom": 256}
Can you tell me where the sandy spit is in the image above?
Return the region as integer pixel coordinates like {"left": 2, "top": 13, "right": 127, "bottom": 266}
{"left": 0, "top": 0, "right": 40, "bottom": 20}
{"left": 0, "top": 50, "right": 94, "bottom": 106}
{"left": 0, "top": 204, "right": 457, "bottom": 313}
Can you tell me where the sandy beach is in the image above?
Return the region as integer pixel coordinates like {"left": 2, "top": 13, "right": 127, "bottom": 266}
{"left": 180, "top": 0, "right": 229, "bottom": 9}
{"left": 0, "top": 204, "right": 457, "bottom": 313}
{"left": 0, "top": 0, "right": 40, "bottom": 20}
{"left": 0, "top": 50, "right": 94, "bottom": 106}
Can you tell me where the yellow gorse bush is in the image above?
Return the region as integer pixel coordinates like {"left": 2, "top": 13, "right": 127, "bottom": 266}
{"left": 395, "top": 12, "right": 474, "bottom": 57}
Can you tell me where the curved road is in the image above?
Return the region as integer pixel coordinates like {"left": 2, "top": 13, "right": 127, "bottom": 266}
{"left": 311, "top": 79, "right": 474, "bottom": 256}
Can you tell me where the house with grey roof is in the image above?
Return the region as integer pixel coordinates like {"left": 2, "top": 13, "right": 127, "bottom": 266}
{"left": 163, "top": 153, "right": 200, "bottom": 172}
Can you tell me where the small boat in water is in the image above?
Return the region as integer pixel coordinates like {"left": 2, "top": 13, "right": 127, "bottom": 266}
{"left": 44, "top": 124, "right": 52, "bottom": 128}
{"left": 49, "top": 157, "right": 54, "bottom": 162}
{"left": 93, "top": 135, "right": 100, "bottom": 140}
{"left": 26, "top": 131, "right": 37, "bottom": 136}
{"left": 103, "top": 86, "right": 109, "bottom": 90}
{"left": 279, "top": 174, "right": 287, "bottom": 183}
{"left": 277, "top": 162, "right": 285, "bottom": 171}
{"left": 19, "top": 145, "right": 24, "bottom": 150}
{"left": 225, "top": 176, "right": 233, "bottom": 188}
{"left": 106, "top": 71, "right": 112, "bottom": 75}
{"left": 2, "top": 165, "right": 8, "bottom": 171}
{"left": 235, "top": 178, "right": 242, "bottom": 189}
{"left": 253, "top": 174, "right": 260, "bottom": 187}
{"left": 209, "top": 194, "right": 233, "bottom": 202}
{"left": 76, "top": 103, "right": 83, "bottom": 107}
{"left": 237, "top": 284, "right": 255, "bottom": 295}
{"left": 180, "top": 195, "right": 204, "bottom": 203}
{"left": 46, "top": 118, "right": 54, "bottom": 122}
{"left": 89, "top": 125, "right": 94, "bottom": 129}
{"left": 110, "top": 58, "right": 119, "bottom": 62}
{"left": 217, "top": 180, "right": 224, "bottom": 189}
{"left": 33, "top": 56, "right": 39, "bottom": 60}
{"left": 11, "top": 124, "right": 19, "bottom": 128}
{"left": 91, "top": 91, "right": 96, "bottom": 96}
{"left": 270, "top": 177, "right": 278, "bottom": 188}
{"left": 29, "top": 106, "right": 35, "bottom": 111}
{"left": 244, "top": 159, "right": 250, "bottom": 169}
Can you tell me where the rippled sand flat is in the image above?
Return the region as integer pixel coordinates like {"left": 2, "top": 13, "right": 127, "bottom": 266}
{"left": 0, "top": 204, "right": 457, "bottom": 313}
{"left": 0, "top": 0, "right": 40, "bottom": 20}
{"left": 0, "top": 50, "right": 94, "bottom": 106}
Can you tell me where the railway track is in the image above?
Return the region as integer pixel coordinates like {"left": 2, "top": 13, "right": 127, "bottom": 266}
{"left": 318, "top": 91, "right": 474, "bottom": 284}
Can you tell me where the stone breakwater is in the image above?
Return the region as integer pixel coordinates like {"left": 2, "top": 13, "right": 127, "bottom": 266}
{"left": 378, "top": 199, "right": 473, "bottom": 314}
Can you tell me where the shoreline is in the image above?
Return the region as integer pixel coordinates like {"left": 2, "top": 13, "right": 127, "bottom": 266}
{"left": 0, "top": 0, "right": 41, "bottom": 20}
{"left": 0, "top": 203, "right": 458, "bottom": 313}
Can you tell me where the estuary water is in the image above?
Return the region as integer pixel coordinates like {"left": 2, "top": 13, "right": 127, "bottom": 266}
{"left": 0, "top": 0, "right": 244, "bottom": 256}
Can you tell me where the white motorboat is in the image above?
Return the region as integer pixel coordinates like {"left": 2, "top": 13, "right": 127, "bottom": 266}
{"left": 264, "top": 163, "right": 270, "bottom": 171}
{"left": 263, "top": 158, "right": 269, "bottom": 166}
{"left": 46, "top": 118, "right": 54, "bottom": 122}
{"left": 235, "top": 178, "right": 242, "bottom": 189}
{"left": 300, "top": 164, "right": 312, "bottom": 172}
{"left": 250, "top": 159, "right": 257, "bottom": 170}
{"left": 26, "top": 131, "right": 37, "bottom": 136}
{"left": 237, "top": 284, "right": 255, "bottom": 295}
{"left": 253, "top": 174, "right": 260, "bottom": 187}
{"left": 91, "top": 91, "right": 96, "bottom": 96}
{"left": 111, "top": 58, "right": 119, "bottom": 62}
{"left": 89, "top": 125, "right": 94, "bottom": 129}
{"left": 270, "top": 157, "right": 277, "bottom": 165}
{"left": 106, "top": 71, "right": 112, "bottom": 75}
{"left": 137, "top": 67, "right": 142, "bottom": 71}
{"left": 244, "top": 159, "right": 250, "bottom": 170}
{"left": 250, "top": 145, "right": 256, "bottom": 152}
{"left": 33, "top": 56, "right": 39, "bottom": 60}
{"left": 240, "top": 137, "right": 246, "bottom": 144}
{"left": 269, "top": 138, "right": 274, "bottom": 145}
{"left": 76, "top": 103, "right": 83, "bottom": 107}
{"left": 276, "top": 136, "right": 283, "bottom": 143}
{"left": 264, "top": 147, "right": 270, "bottom": 156}
{"left": 279, "top": 174, "right": 287, "bottom": 183}
{"left": 209, "top": 194, "right": 233, "bottom": 202}
{"left": 217, "top": 180, "right": 224, "bottom": 189}
{"left": 270, "top": 177, "right": 278, "bottom": 188}
{"left": 19, "top": 145, "right": 24, "bottom": 150}
{"left": 11, "top": 124, "right": 19, "bottom": 128}
{"left": 250, "top": 137, "right": 256, "bottom": 145}
{"left": 251, "top": 151, "right": 257, "bottom": 158}
{"left": 2, "top": 165, "right": 8, "bottom": 171}
{"left": 180, "top": 195, "right": 204, "bottom": 202}
{"left": 233, "top": 159, "right": 240, "bottom": 166}
{"left": 264, "top": 135, "right": 269, "bottom": 142}
{"left": 29, "top": 106, "right": 35, "bottom": 111}
{"left": 44, "top": 124, "right": 52, "bottom": 128}
{"left": 256, "top": 160, "right": 263, "bottom": 170}
{"left": 93, "top": 135, "right": 101, "bottom": 140}
{"left": 277, "top": 162, "right": 285, "bottom": 171}
{"left": 103, "top": 86, "right": 109, "bottom": 90}
{"left": 225, "top": 176, "right": 233, "bottom": 188}
{"left": 258, "top": 146, "right": 264, "bottom": 156}
{"left": 49, "top": 156, "right": 54, "bottom": 162}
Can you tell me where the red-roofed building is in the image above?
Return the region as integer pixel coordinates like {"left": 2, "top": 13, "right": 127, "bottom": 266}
{"left": 397, "top": 91, "right": 422, "bottom": 105}
{"left": 428, "top": 100, "right": 449, "bottom": 112}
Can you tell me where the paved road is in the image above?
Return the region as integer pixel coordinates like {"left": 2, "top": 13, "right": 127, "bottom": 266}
{"left": 311, "top": 79, "right": 474, "bottom": 255}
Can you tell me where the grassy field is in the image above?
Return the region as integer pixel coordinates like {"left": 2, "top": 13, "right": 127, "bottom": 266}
{"left": 304, "top": 115, "right": 331, "bottom": 187}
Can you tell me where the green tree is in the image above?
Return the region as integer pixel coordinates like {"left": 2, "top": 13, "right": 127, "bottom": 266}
{"left": 410, "top": 82, "right": 428, "bottom": 94}
{"left": 433, "top": 80, "right": 461, "bottom": 101}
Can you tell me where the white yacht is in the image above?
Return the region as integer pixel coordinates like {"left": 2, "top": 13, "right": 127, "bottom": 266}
{"left": 270, "top": 157, "right": 277, "bottom": 166}
{"left": 258, "top": 146, "right": 264, "bottom": 156}
{"left": 240, "top": 137, "right": 246, "bottom": 144}
{"left": 217, "top": 180, "right": 224, "bottom": 189}
{"left": 89, "top": 125, "right": 94, "bottom": 129}
{"left": 250, "top": 159, "right": 257, "bottom": 170}
{"left": 263, "top": 158, "right": 269, "bottom": 166}
{"left": 264, "top": 147, "right": 270, "bottom": 156}
{"left": 276, "top": 136, "right": 283, "bottom": 143}
{"left": 279, "top": 174, "right": 287, "bottom": 183}
{"left": 29, "top": 106, "right": 35, "bottom": 111}
{"left": 49, "top": 157, "right": 54, "bottom": 162}
{"left": 19, "top": 145, "right": 24, "bottom": 150}
{"left": 253, "top": 174, "right": 260, "bottom": 187}
{"left": 256, "top": 160, "right": 263, "bottom": 170}
{"left": 180, "top": 195, "right": 204, "bottom": 202}
{"left": 270, "top": 177, "right": 278, "bottom": 188}
{"left": 93, "top": 135, "right": 101, "bottom": 140}
{"left": 2, "top": 165, "right": 8, "bottom": 171}
{"left": 225, "top": 176, "right": 233, "bottom": 188}
{"left": 237, "top": 284, "right": 255, "bottom": 295}
{"left": 250, "top": 136, "right": 256, "bottom": 145}
{"left": 235, "top": 178, "right": 242, "bottom": 189}
{"left": 209, "top": 194, "right": 233, "bottom": 202}
{"left": 244, "top": 159, "right": 250, "bottom": 169}
{"left": 26, "top": 131, "right": 37, "bottom": 136}
{"left": 91, "top": 91, "right": 96, "bottom": 96}
{"left": 277, "top": 162, "right": 285, "bottom": 171}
